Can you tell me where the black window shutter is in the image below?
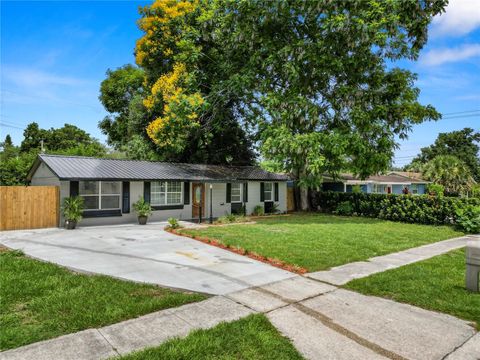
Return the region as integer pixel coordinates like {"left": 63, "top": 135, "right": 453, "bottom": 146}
{"left": 122, "top": 182, "right": 130, "bottom": 213}
{"left": 70, "top": 181, "right": 79, "bottom": 197}
{"left": 226, "top": 183, "right": 231, "bottom": 203}
{"left": 184, "top": 181, "right": 190, "bottom": 205}
{"left": 274, "top": 182, "right": 279, "bottom": 201}
{"left": 243, "top": 182, "right": 248, "bottom": 203}
{"left": 144, "top": 182, "right": 151, "bottom": 203}
{"left": 260, "top": 182, "right": 265, "bottom": 202}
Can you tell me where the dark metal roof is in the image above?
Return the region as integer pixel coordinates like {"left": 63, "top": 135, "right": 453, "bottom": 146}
{"left": 29, "top": 154, "right": 289, "bottom": 182}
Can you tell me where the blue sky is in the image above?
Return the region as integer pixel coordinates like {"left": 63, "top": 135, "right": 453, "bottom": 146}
{"left": 1, "top": 0, "right": 479, "bottom": 167}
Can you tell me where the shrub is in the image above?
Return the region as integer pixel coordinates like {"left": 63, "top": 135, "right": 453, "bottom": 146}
{"left": 427, "top": 183, "right": 445, "bottom": 197}
{"left": 62, "top": 196, "right": 84, "bottom": 222}
{"left": 334, "top": 201, "right": 353, "bottom": 216}
{"left": 271, "top": 203, "right": 280, "bottom": 214}
{"left": 455, "top": 205, "right": 480, "bottom": 233}
{"left": 167, "top": 217, "right": 180, "bottom": 229}
{"left": 216, "top": 214, "right": 251, "bottom": 224}
{"left": 252, "top": 205, "right": 265, "bottom": 216}
{"left": 132, "top": 197, "right": 153, "bottom": 217}
{"left": 315, "top": 191, "right": 480, "bottom": 228}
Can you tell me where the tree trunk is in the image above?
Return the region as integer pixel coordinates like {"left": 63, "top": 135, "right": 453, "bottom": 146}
{"left": 300, "top": 186, "right": 309, "bottom": 211}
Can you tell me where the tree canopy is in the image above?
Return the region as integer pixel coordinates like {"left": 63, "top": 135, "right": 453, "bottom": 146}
{"left": 406, "top": 128, "right": 480, "bottom": 181}
{"left": 422, "top": 155, "right": 475, "bottom": 195}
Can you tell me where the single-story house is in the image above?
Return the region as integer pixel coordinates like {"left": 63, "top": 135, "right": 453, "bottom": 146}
{"left": 321, "top": 172, "right": 429, "bottom": 195}
{"left": 27, "top": 154, "right": 289, "bottom": 226}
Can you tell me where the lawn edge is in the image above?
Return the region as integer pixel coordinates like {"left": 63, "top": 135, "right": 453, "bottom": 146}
{"left": 167, "top": 227, "right": 308, "bottom": 274}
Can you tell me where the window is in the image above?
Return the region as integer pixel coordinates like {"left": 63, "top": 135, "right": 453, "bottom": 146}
{"left": 411, "top": 184, "right": 418, "bottom": 194}
{"left": 151, "top": 181, "right": 182, "bottom": 205}
{"left": 231, "top": 183, "right": 242, "bottom": 203}
{"left": 264, "top": 182, "right": 273, "bottom": 201}
{"left": 79, "top": 181, "right": 121, "bottom": 210}
{"left": 372, "top": 184, "right": 382, "bottom": 193}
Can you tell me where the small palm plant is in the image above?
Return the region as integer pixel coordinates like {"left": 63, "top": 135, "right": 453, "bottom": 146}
{"left": 133, "top": 197, "right": 153, "bottom": 225}
{"left": 62, "top": 196, "right": 84, "bottom": 229}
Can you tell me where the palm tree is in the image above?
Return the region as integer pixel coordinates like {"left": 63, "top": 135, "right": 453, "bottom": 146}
{"left": 423, "top": 155, "right": 475, "bottom": 195}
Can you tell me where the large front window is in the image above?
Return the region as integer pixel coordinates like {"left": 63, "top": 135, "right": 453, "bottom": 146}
{"left": 264, "top": 182, "right": 273, "bottom": 201}
{"left": 231, "top": 183, "right": 242, "bottom": 203}
{"left": 79, "top": 181, "right": 121, "bottom": 210}
{"left": 151, "top": 181, "right": 182, "bottom": 205}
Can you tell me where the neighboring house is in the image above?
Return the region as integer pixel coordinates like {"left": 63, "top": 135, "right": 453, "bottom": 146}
{"left": 27, "top": 154, "right": 289, "bottom": 226}
{"left": 321, "top": 172, "right": 429, "bottom": 195}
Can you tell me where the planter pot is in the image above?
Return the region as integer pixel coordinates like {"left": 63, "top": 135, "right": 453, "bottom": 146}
{"left": 65, "top": 220, "right": 77, "bottom": 230}
{"left": 138, "top": 216, "right": 148, "bottom": 225}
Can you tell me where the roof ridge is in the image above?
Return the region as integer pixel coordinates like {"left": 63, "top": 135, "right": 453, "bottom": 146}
{"left": 39, "top": 154, "right": 261, "bottom": 169}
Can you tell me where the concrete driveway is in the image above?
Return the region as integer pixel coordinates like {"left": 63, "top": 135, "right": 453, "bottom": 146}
{"left": 0, "top": 223, "right": 294, "bottom": 295}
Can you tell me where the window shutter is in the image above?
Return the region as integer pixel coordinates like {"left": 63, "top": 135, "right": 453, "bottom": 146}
{"left": 144, "top": 182, "right": 151, "bottom": 204}
{"left": 70, "top": 181, "right": 79, "bottom": 197}
{"left": 122, "top": 182, "right": 130, "bottom": 213}
{"left": 243, "top": 182, "right": 248, "bottom": 203}
{"left": 184, "top": 181, "right": 190, "bottom": 205}
{"left": 274, "top": 183, "right": 279, "bottom": 202}
{"left": 226, "top": 183, "right": 231, "bottom": 203}
{"left": 260, "top": 182, "right": 265, "bottom": 202}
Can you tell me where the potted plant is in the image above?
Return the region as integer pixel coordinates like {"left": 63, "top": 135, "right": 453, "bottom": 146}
{"left": 62, "top": 196, "right": 84, "bottom": 230}
{"left": 133, "top": 197, "right": 152, "bottom": 225}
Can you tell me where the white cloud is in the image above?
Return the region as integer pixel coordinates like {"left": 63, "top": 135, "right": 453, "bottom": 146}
{"left": 432, "top": 0, "right": 480, "bottom": 36}
{"left": 421, "top": 43, "right": 480, "bottom": 65}
{"left": 2, "top": 66, "right": 88, "bottom": 88}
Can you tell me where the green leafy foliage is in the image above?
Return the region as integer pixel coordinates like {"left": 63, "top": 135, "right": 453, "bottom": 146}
{"left": 334, "top": 201, "right": 354, "bottom": 216}
{"left": 454, "top": 205, "right": 480, "bottom": 233}
{"left": 406, "top": 128, "right": 480, "bottom": 181}
{"left": 252, "top": 205, "right": 265, "bottom": 216}
{"left": 61, "top": 196, "right": 84, "bottom": 222}
{"left": 426, "top": 183, "right": 445, "bottom": 197}
{"left": 132, "top": 197, "right": 153, "bottom": 217}
{"left": 167, "top": 217, "right": 180, "bottom": 229}
{"left": 315, "top": 191, "right": 480, "bottom": 227}
{"left": 422, "top": 155, "right": 475, "bottom": 195}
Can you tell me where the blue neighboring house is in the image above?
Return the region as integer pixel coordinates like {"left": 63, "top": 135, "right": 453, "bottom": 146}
{"left": 322, "top": 171, "right": 429, "bottom": 195}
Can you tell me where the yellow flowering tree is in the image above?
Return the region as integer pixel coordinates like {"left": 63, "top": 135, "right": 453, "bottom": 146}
{"left": 136, "top": 0, "right": 207, "bottom": 154}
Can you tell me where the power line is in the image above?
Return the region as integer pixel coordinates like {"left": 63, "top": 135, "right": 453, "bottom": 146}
{"left": 442, "top": 109, "right": 480, "bottom": 116}
{"left": 0, "top": 122, "right": 23, "bottom": 130}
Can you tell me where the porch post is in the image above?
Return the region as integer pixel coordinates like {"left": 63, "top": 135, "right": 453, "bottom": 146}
{"left": 209, "top": 183, "right": 213, "bottom": 224}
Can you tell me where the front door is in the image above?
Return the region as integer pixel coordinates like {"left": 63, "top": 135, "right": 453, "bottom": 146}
{"left": 192, "top": 183, "right": 205, "bottom": 219}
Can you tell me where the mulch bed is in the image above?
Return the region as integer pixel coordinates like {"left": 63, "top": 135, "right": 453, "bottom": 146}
{"left": 166, "top": 226, "right": 307, "bottom": 275}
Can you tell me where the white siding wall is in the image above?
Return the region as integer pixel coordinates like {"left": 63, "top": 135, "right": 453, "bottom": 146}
{"left": 31, "top": 170, "right": 287, "bottom": 226}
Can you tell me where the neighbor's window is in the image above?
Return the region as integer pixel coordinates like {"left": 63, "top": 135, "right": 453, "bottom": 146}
{"left": 372, "top": 184, "right": 381, "bottom": 193}
{"left": 411, "top": 184, "right": 418, "bottom": 194}
{"left": 151, "top": 181, "right": 182, "bottom": 206}
{"left": 264, "top": 182, "right": 273, "bottom": 201}
{"left": 79, "top": 181, "right": 121, "bottom": 210}
{"left": 231, "top": 183, "right": 242, "bottom": 203}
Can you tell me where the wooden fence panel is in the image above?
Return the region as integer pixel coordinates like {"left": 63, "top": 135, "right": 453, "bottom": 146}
{"left": 0, "top": 186, "right": 59, "bottom": 231}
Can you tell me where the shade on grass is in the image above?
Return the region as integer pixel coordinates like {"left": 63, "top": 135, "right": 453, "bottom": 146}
{"left": 118, "top": 314, "right": 304, "bottom": 360}
{"left": 0, "top": 249, "right": 207, "bottom": 350}
{"left": 346, "top": 248, "right": 480, "bottom": 328}
{"left": 180, "top": 213, "right": 463, "bottom": 272}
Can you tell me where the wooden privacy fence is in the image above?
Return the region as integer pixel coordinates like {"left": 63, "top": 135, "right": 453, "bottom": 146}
{"left": 0, "top": 186, "right": 59, "bottom": 231}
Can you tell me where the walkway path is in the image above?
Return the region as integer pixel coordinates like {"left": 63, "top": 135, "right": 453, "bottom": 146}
{"left": 307, "top": 235, "right": 479, "bottom": 285}
{"left": 2, "top": 276, "right": 478, "bottom": 360}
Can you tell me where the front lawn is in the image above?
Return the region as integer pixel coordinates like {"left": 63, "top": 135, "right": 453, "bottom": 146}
{"left": 180, "top": 213, "right": 463, "bottom": 272}
{"left": 118, "top": 314, "right": 304, "bottom": 360}
{"left": 0, "top": 249, "right": 207, "bottom": 351}
{"left": 346, "top": 249, "right": 480, "bottom": 328}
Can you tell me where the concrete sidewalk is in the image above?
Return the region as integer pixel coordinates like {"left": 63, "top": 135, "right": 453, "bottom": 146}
{"left": 307, "top": 235, "right": 479, "bottom": 285}
{"left": 2, "top": 276, "right": 477, "bottom": 360}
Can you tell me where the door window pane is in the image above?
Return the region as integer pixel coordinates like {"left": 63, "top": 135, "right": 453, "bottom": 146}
{"left": 194, "top": 186, "right": 201, "bottom": 203}
{"left": 264, "top": 183, "right": 272, "bottom": 201}
{"left": 231, "top": 183, "right": 242, "bottom": 203}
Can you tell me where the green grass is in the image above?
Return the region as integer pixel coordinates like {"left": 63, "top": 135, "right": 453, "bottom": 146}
{"left": 180, "top": 213, "right": 463, "bottom": 272}
{"left": 346, "top": 248, "right": 480, "bottom": 327}
{"left": 0, "top": 249, "right": 207, "bottom": 351}
{"left": 118, "top": 314, "right": 304, "bottom": 360}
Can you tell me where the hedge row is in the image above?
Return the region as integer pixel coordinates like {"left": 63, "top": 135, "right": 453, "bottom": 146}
{"left": 313, "top": 191, "right": 480, "bottom": 226}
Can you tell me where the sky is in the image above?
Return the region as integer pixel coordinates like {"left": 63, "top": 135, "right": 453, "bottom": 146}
{"left": 1, "top": 0, "right": 479, "bottom": 167}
